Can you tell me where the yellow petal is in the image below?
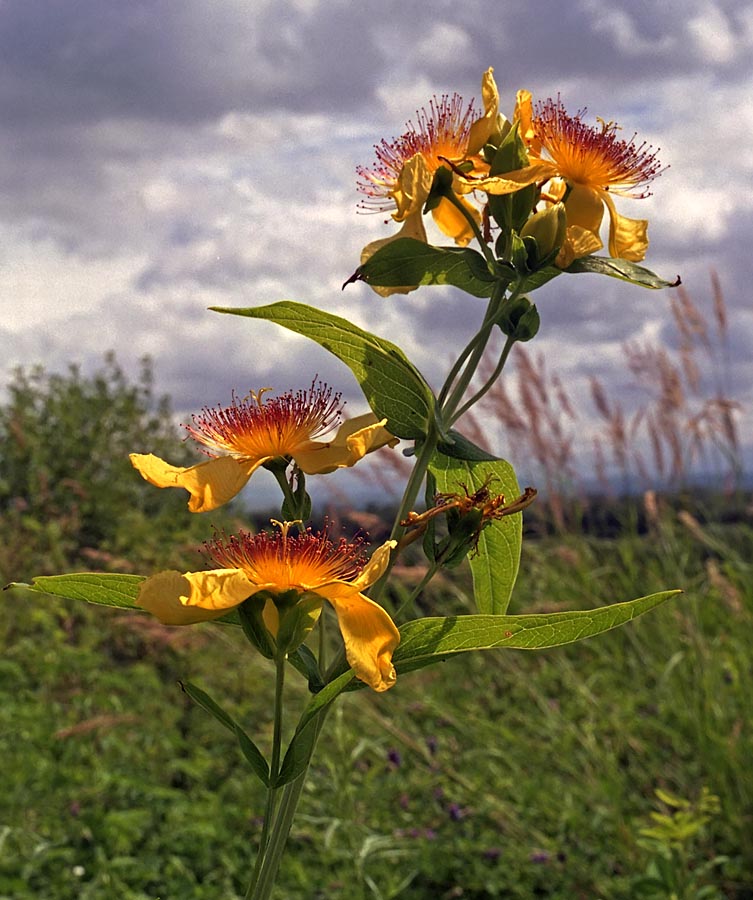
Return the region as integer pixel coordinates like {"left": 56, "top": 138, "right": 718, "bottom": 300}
{"left": 390, "top": 153, "right": 433, "bottom": 222}
{"left": 325, "top": 591, "right": 400, "bottom": 691}
{"left": 563, "top": 184, "right": 604, "bottom": 234}
{"left": 555, "top": 225, "right": 603, "bottom": 268}
{"left": 514, "top": 89, "right": 539, "bottom": 154}
{"left": 293, "top": 415, "right": 397, "bottom": 475}
{"left": 136, "top": 568, "right": 255, "bottom": 625}
{"left": 456, "top": 161, "right": 557, "bottom": 195}
{"left": 466, "top": 68, "right": 500, "bottom": 156}
{"left": 431, "top": 195, "right": 479, "bottom": 246}
{"left": 320, "top": 540, "right": 396, "bottom": 601}
{"left": 602, "top": 191, "right": 649, "bottom": 261}
{"left": 359, "top": 212, "right": 428, "bottom": 297}
{"left": 130, "top": 452, "right": 261, "bottom": 513}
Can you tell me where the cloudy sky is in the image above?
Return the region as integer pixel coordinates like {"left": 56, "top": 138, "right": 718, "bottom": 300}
{"left": 3, "top": 0, "right": 751, "bottom": 501}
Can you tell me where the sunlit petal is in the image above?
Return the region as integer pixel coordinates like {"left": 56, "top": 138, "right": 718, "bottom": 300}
{"left": 136, "top": 569, "right": 255, "bottom": 625}
{"left": 602, "top": 191, "right": 649, "bottom": 261}
{"left": 466, "top": 67, "right": 500, "bottom": 156}
{"left": 325, "top": 591, "right": 400, "bottom": 692}
{"left": 130, "top": 453, "right": 260, "bottom": 513}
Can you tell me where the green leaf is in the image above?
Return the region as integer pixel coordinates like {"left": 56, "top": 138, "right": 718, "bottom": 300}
{"left": 393, "top": 591, "right": 681, "bottom": 674}
{"left": 430, "top": 453, "right": 523, "bottom": 614}
{"left": 436, "top": 430, "right": 498, "bottom": 462}
{"left": 565, "top": 256, "right": 681, "bottom": 289}
{"left": 211, "top": 300, "right": 435, "bottom": 440}
{"left": 7, "top": 572, "right": 243, "bottom": 627}
{"left": 180, "top": 681, "right": 269, "bottom": 786}
{"left": 276, "top": 669, "right": 355, "bottom": 786}
{"left": 353, "top": 239, "right": 497, "bottom": 298}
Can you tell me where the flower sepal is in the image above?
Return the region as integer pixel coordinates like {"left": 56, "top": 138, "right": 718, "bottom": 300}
{"left": 495, "top": 295, "right": 540, "bottom": 343}
{"left": 275, "top": 590, "right": 324, "bottom": 657}
{"left": 238, "top": 594, "right": 278, "bottom": 659}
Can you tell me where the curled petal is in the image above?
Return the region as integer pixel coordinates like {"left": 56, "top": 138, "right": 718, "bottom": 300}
{"left": 556, "top": 225, "right": 603, "bottom": 268}
{"left": 514, "top": 89, "right": 540, "bottom": 154}
{"left": 563, "top": 184, "right": 604, "bottom": 235}
{"left": 293, "top": 415, "right": 398, "bottom": 474}
{"left": 137, "top": 568, "right": 255, "bottom": 625}
{"left": 602, "top": 191, "right": 649, "bottom": 261}
{"left": 431, "top": 194, "right": 479, "bottom": 246}
{"left": 456, "top": 160, "right": 557, "bottom": 195}
{"left": 326, "top": 591, "right": 400, "bottom": 691}
{"left": 466, "top": 67, "right": 500, "bottom": 156}
{"left": 391, "top": 153, "right": 434, "bottom": 222}
{"left": 130, "top": 452, "right": 260, "bottom": 513}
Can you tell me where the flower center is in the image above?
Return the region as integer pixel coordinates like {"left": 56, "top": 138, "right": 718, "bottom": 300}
{"left": 203, "top": 522, "right": 368, "bottom": 592}
{"left": 357, "top": 93, "right": 476, "bottom": 211}
{"left": 184, "top": 380, "right": 343, "bottom": 460}
{"left": 533, "top": 98, "right": 663, "bottom": 197}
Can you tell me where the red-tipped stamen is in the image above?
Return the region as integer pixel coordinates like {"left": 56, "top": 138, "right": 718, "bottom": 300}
{"left": 533, "top": 97, "right": 664, "bottom": 197}
{"left": 184, "top": 380, "right": 344, "bottom": 459}
{"left": 357, "top": 93, "right": 476, "bottom": 212}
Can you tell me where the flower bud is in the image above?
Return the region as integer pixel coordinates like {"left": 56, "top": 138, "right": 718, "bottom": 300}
{"left": 496, "top": 295, "right": 540, "bottom": 342}
{"left": 520, "top": 202, "right": 567, "bottom": 265}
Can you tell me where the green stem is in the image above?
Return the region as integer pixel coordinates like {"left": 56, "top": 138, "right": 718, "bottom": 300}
{"left": 246, "top": 707, "right": 329, "bottom": 900}
{"left": 438, "top": 186, "right": 496, "bottom": 266}
{"left": 245, "top": 654, "right": 286, "bottom": 899}
{"left": 441, "top": 279, "right": 524, "bottom": 422}
{"left": 393, "top": 559, "right": 442, "bottom": 622}
{"left": 448, "top": 333, "right": 516, "bottom": 426}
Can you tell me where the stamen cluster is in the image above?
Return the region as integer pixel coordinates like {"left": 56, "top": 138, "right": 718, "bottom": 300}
{"left": 533, "top": 97, "right": 664, "bottom": 197}
{"left": 184, "top": 380, "right": 343, "bottom": 459}
{"left": 357, "top": 93, "right": 476, "bottom": 211}
{"left": 203, "top": 523, "right": 368, "bottom": 588}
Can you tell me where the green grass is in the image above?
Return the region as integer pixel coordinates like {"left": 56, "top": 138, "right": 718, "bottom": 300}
{"left": 2, "top": 512, "right": 752, "bottom": 899}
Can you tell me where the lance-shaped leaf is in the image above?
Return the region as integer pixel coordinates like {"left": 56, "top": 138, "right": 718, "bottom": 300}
{"left": 180, "top": 681, "right": 269, "bottom": 786}
{"left": 7, "top": 573, "right": 243, "bottom": 627}
{"left": 430, "top": 450, "right": 523, "bottom": 615}
{"left": 276, "top": 669, "right": 355, "bottom": 786}
{"left": 211, "top": 301, "right": 435, "bottom": 440}
{"left": 352, "top": 238, "right": 498, "bottom": 297}
{"left": 393, "top": 590, "right": 681, "bottom": 674}
{"left": 566, "top": 256, "right": 681, "bottom": 289}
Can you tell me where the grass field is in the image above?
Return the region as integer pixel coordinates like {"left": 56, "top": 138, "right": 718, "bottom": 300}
{"left": 2, "top": 498, "right": 751, "bottom": 899}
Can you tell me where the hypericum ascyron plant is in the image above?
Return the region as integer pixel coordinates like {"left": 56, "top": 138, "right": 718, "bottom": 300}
{"left": 9, "top": 66, "right": 682, "bottom": 899}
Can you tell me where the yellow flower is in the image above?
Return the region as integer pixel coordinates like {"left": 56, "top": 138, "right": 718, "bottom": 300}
{"left": 130, "top": 382, "right": 398, "bottom": 512}
{"left": 356, "top": 68, "right": 499, "bottom": 294}
{"left": 137, "top": 523, "right": 400, "bottom": 692}
{"left": 461, "top": 95, "right": 664, "bottom": 262}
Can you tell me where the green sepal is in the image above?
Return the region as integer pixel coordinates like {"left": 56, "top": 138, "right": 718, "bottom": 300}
{"left": 275, "top": 591, "right": 323, "bottom": 657}
{"left": 438, "top": 508, "right": 485, "bottom": 568}
{"left": 179, "top": 680, "right": 270, "bottom": 786}
{"left": 486, "top": 123, "right": 536, "bottom": 233}
{"left": 565, "top": 256, "right": 682, "bottom": 289}
{"left": 237, "top": 595, "right": 277, "bottom": 659}
{"left": 211, "top": 300, "right": 435, "bottom": 440}
{"left": 392, "top": 591, "right": 682, "bottom": 675}
{"left": 351, "top": 238, "right": 497, "bottom": 298}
